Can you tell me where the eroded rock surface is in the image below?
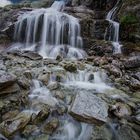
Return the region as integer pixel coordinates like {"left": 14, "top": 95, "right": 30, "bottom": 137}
{"left": 69, "top": 91, "right": 108, "bottom": 125}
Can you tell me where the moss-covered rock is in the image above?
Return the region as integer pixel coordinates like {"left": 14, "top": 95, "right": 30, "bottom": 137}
{"left": 119, "top": 0, "right": 140, "bottom": 43}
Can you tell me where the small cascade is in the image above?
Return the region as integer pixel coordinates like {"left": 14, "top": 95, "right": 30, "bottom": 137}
{"left": 106, "top": 0, "right": 122, "bottom": 54}
{"left": 50, "top": 117, "right": 92, "bottom": 140}
{"left": 29, "top": 79, "right": 58, "bottom": 107}
{"left": 64, "top": 70, "right": 112, "bottom": 92}
{"left": 13, "top": 1, "right": 85, "bottom": 59}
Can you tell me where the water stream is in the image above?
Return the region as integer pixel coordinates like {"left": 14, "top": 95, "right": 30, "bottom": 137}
{"left": 7, "top": 0, "right": 122, "bottom": 139}
{"left": 106, "top": 0, "right": 122, "bottom": 54}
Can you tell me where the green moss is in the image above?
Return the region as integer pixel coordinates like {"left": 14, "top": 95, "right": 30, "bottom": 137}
{"left": 120, "top": 13, "right": 138, "bottom": 25}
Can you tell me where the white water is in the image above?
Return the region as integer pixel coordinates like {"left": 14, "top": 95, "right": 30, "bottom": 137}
{"left": 64, "top": 70, "right": 112, "bottom": 92}
{"left": 49, "top": 65, "right": 112, "bottom": 93}
{"left": 29, "top": 80, "right": 58, "bottom": 107}
{"left": 13, "top": 1, "right": 85, "bottom": 59}
{"left": 0, "top": 0, "right": 11, "bottom": 7}
{"left": 106, "top": 2, "right": 122, "bottom": 54}
{"left": 50, "top": 117, "right": 92, "bottom": 140}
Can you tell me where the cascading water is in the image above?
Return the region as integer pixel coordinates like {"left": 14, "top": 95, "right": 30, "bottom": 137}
{"left": 106, "top": 0, "right": 122, "bottom": 54}
{"left": 7, "top": 1, "right": 119, "bottom": 140}
{"left": 13, "top": 1, "right": 85, "bottom": 59}
{"left": 49, "top": 65, "right": 113, "bottom": 93}
{"left": 64, "top": 70, "right": 112, "bottom": 92}
{"left": 50, "top": 118, "right": 92, "bottom": 140}
{"left": 0, "top": 0, "right": 12, "bottom": 7}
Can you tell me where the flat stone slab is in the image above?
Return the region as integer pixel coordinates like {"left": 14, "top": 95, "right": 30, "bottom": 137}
{"left": 69, "top": 92, "right": 108, "bottom": 125}
{"left": 0, "top": 71, "right": 17, "bottom": 90}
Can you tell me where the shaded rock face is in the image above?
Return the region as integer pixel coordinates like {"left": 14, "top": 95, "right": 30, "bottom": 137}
{"left": 0, "top": 71, "right": 17, "bottom": 90}
{"left": 0, "top": 111, "right": 32, "bottom": 137}
{"left": 119, "top": 0, "right": 140, "bottom": 43}
{"left": 69, "top": 91, "right": 108, "bottom": 125}
{"left": 123, "top": 56, "right": 140, "bottom": 69}
{"left": 72, "top": 0, "right": 117, "bottom": 10}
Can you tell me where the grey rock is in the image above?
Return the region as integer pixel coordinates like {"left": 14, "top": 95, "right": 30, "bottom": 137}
{"left": 123, "top": 56, "right": 140, "bottom": 69}
{"left": 110, "top": 102, "right": 132, "bottom": 119}
{"left": 0, "top": 71, "right": 17, "bottom": 90}
{"left": 47, "top": 81, "right": 59, "bottom": 90}
{"left": 118, "top": 125, "right": 140, "bottom": 140}
{"left": 69, "top": 91, "right": 108, "bottom": 125}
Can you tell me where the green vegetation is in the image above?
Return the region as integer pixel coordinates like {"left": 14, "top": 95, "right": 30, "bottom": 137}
{"left": 120, "top": 13, "right": 138, "bottom": 25}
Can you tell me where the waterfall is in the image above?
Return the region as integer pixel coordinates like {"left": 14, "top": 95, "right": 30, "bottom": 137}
{"left": 106, "top": 0, "right": 122, "bottom": 54}
{"left": 0, "top": 0, "right": 12, "bottom": 7}
{"left": 13, "top": 1, "right": 85, "bottom": 59}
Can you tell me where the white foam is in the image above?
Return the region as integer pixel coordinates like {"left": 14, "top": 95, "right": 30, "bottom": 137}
{"left": 0, "top": 0, "right": 12, "bottom": 7}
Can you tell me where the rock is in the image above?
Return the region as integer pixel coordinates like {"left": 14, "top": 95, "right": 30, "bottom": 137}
{"left": 0, "top": 83, "right": 20, "bottom": 96}
{"left": 53, "top": 90, "right": 65, "bottom": 100}
{"left": 0, "top": 71, "right": 17, "bottom": 90}
{"left": 0, "top": 60, "right": 6, "bottom": 71}
{"left": 132, "top": 72, "right": 140, "bottom": 81}
{"left": 21, "top": 51, "right": 43, "bottom": 60}
{"left": 43, "top": 58, "right": 58, "bottom": 65}
{"left": 2, "top": 110, "right": 19, "bottom": 121}
{"left": 117, "top": 125, "right": 140, "bottom": 140}
{"left": 17, "top": 78, "right": 31, "bottom": 90}
{"left": 38, "top": 73, "right": 50, "bottom": 86}
{"left": 32, "top": 103, "right": 50, "bottom": 124}
{"left": 83, "top": 39, "right": 113, "bottom": 56}
{"left": 42, "top": 118, "right": 59, "bottom": 134}
{"left": 30, "top": 134, "right": 49, "bottom": 140}
{"left": 22, "top": 125, "right": 39, "bottom": 136}
{"left": 31, "top": 0, "right": 54, "bottom": 8}
{"left": 123, "top": 56, "right": 140, "bottom": 69}
{"left": 63, "top": 62, "right": 77, "bottom": 72}
{"left": 105, "top": 64, "right": 122, "bottom": 77}
{"left": 47, "top": 81, "right": 59, "bottom": 90}
{"left": 23, "top": 70, "right": 33, "bottom": 79}
{"left": 69, "top": 91, "right": 108, "bottom": 125}
{"left": 110, "top": 102, "right": 132, "bottom": 119}
{"left": 130, "top": 77, "right": 140, "bottom": 90}
{"left": 91, "top": 124, "right": 113, "bottom": 140}
{"left": 135, "top": 113, "right": 140, "bottom": 124}
{"left": 133, "top": 92, "right": 140, "bottom": 99}
{"left": 119, "top": 0, "right": 140, "bottom": 43}
{"left": 8, "top": 50, "right": 43, "bottom": 60}
{"left": 0, "top": 111, "right": 32, "bottom": 137}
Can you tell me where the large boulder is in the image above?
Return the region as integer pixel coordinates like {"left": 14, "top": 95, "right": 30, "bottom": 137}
{"left": 0, "top": 71, "right": 17, "bottom": 90}
{"left": 119, "top": 0, "right": 140, "bottom": 43}
{"left": 69, "top": 91, "right": 108, "bottom": 125}
{"left": 0, "top": 111, "right": 32, "bottom": 137}
{"left": 123, "top": 56, "right": 140, "bottom": 69}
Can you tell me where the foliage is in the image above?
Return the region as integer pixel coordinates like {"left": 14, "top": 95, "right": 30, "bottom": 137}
{"left": 120, "top": 13, "right": 138, "bottom": 25}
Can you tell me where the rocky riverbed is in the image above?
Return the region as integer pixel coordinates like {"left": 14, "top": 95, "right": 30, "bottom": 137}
{"left": 0, "top": 0, "right": 140, "bottom": 140}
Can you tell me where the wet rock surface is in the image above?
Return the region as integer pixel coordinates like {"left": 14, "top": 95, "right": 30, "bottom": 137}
{"left": 69, "top": 91, "right": 108, "bottom": 125}
{"left": 0, "top": 111, "right": 32, "bottom": 137}
{"left": 0, "top": 71, "right": 17, "bottom": 90}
